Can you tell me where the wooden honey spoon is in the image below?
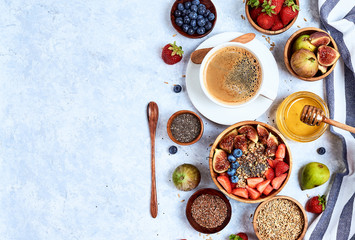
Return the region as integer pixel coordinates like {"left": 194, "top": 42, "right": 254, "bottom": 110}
{"left": 190, "top": 33, "right": 256, "bottom": 64}
{"left": 300, "top": 105, "right": 355, "bottom": 133}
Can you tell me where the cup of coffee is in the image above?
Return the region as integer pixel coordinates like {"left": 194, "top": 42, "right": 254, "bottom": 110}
{"left": 200, "top": 42, "right": 273, "bottom": 108}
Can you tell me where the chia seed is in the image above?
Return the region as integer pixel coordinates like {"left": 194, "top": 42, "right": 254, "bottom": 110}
{"left": 170, "top": 113, "right": 201, "bottom": 143}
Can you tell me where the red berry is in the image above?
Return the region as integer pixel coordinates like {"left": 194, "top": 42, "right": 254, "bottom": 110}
{"left": 306, "top": 195, "right": 326, "bottom": 214}
{"left": 250, "top": 7, "right": 263, "bottom": 21}
{"left": 271, "top": 173, "right": 287, "bottom": 189}
{"left": 256, "top": 180, "right": 271, "bottom": 193}
{"left": 246, "top": 186, "right": 261, "bottom": 200}
{"left": 247, "top": 177, "right": 264, "bottom": 188}
{"left": 232, "top": 188, "right": 249, "bottom": 199}
{"left": 257, "top": 13, "right": 275, "bottom": 30}
{"left": 236, "top": 232, "right": 248, "bottom": 240}
{"left": 275, "top": 143, "right": 286, "bottom": 159}
{"left": 161, "top": 41, "right": 184, "bottom": 65}
{"left": 217, "top": 175, "right": 232, "bottom": 194}
{"left": 265, "top": 168, "right": 275, "bottom": 180}
{"left": 275, "top": 161, "right": 289, "bottom": 177}
{"left": 280, "top": 0, "right": 299, "bottom": 26}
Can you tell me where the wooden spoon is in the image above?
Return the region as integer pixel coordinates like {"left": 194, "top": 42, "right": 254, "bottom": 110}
{"left": 190, "top": 33, "right": 256, "bottom": 64}
{"left": 300, "top": 105, "right": 355, "bottom": 133}
{"left": 147, "top": 101, "right": 159, "bottom": 218}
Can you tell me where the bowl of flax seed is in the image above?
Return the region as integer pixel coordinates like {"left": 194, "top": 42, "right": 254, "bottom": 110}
{"left": 253, "top": 196, "right": 308, "bottom": 240}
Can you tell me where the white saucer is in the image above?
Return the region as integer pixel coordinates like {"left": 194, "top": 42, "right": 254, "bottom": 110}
{"left": 186, "top": 32, "right": 279, "bottom": 125}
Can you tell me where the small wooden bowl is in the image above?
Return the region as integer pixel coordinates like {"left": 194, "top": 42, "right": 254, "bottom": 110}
{"left": 253, "top": 196, "right": 308, "bottom": 240}
{"left": 170, "top": 0, "right": 217, "bottom": 39}
{"left": 284, "top": 27, "right": 339, "bottom": 81}
{"left": 209, "top": 121, "right": 292, "bottom": 203}
{"left": 167, "top": 110, "right": 204, "bottom": 145}
{"left": 186, "top": 188, "right": 232, "bottom": 233}
{"left": 245, "top": 0, "right": 299, "bottom": 35}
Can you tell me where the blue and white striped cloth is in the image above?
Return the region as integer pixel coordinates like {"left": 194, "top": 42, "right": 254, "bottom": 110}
{"left": 305, "top": 1, "right": 355, "bottom": 239}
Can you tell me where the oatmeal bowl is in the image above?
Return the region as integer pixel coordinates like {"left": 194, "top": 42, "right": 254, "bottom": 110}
{"left": 209, "top": 121, "right": 292, "bottom": 203}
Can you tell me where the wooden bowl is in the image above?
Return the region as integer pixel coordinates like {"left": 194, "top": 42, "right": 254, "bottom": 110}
{"left": 253, "top": 196, "right": 308, "bottom": 240}
{"left": 245, "top": 0, "right": 299, "bottom": 35}
{"left": 185, "top": 188, "right": 232, "bottom": 233}
{"left": 170, "top": 0, "right": 217, "bottom": 39}
{"left": 167, "top": 110, "right": 204, "bottom": 145}
{"left": 209, "top": 121, "right": 292, "bottom": 203}
{"left": 284, "top": 27, "right": 339, "bottom": 81}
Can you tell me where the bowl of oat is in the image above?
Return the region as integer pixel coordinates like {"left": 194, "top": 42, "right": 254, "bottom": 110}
{"left": 185, "top": 188, "right": 232, "bottom": 233}
{"left": 253, "top": 196, "right": 308, "bottom": 240}
{"left": 209, "top": 121, "right": 292, "bottom": 203}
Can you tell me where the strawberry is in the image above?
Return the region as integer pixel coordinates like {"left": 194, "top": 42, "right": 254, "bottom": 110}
{"left": 232, "top": 188, "right": 249, "bottom": 199}
{"left": 267, "top": 158, "right": 281, "bottom": 168}
{"left": 250, "top": 7, "right": 263, "bottom": 21}
{"left": 265, "top": 168, "right": 275, "bottom": 180}
{"left": 275, "top": 143, "right": 286, "bottom": 159}
{"left": 275, "top": 161, "right": 289, "bottom": 177}
{"left": 271, "top": 14, "right": 284, "bottom": 31}
{"left": 263, "top": 184, "right": 274, "bottom": 196}
{"left": 257, "top": 13, "right": 275, "bottom": 30}
{"left": 256, "top": 180, "right": 271, "bottom": 193}
{"left": 161, "top": 41, "right": 184, "bottom": 65}
{"left": 261, "top": 0, "right": 283, "bottom": 15}
{"left": 306, "top": 195, "right": 326, "bottom": 214}
{"left": 217, "top": 175, "right": 232, "bottom": 194}
{"left": 231, "top": 182, "right": 238, "bottom": 189}
{"left": 247, "top": 0, "right": 262, "bottom": 8}
{"left": 246, "top": 186, "right": 262, "bottom": 200}
{"left": 247, "top": 177, "right": 264, "bottom": 188}
{"left": 271, "top": 173, "right": 287, "bottom": 189}
{"left": 280, "top": 0, "right": 299, "bottom": 26}
{"left": 229, "top": 232, "right": 248, "bottom": 240}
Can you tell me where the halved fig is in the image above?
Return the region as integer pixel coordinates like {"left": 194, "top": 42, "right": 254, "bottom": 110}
{"left": 266, "top": 133, "right": 279, "bottom": 157}
{"left": 219, "top": 129, "right": 238, "bottom": 153}
{"left": 234, "top": 135, "right": 248, "bottom": 152}
{"left": 257, "top": 124, "right": 269, "bottom": 145}
{"left": 318, "top": 64, "right": 328, "bottom": 74}
{"left": 238, "top": 125, "right": 258, "bottom": 143}
{"left": 317, "top": 45, "right": 340, "bottom": 67}
{"left": 309, "top": 32, "right": 331, "bottom": 47}
{"left": 212, "top": 149, "right": 230, "bottom": 173}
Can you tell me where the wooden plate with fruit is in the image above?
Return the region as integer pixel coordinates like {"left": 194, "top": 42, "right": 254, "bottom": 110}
{"left": 209, "top": 121, "right": 292, "bottom": 203}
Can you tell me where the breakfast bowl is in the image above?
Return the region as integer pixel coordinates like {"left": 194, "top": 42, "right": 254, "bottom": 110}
{"left": 170, "top": 0, "right": 217, "bottom": 38}
{"left": 253, "top": 195, "right": 308, "bottom": 240}
{"left": 245, "top": 0, "right": 299, "bottom": 35}
{"left": 209, "top": 121, "right": 292, "bottom": 203}
{"left": 284, "top": 27, "right": 339, "bottom": 81}
{"left": 167, "top": 110, "right": 204, "bottom": 145}
{"left": 185, "top": 188, "right": 232, "bottom": 233}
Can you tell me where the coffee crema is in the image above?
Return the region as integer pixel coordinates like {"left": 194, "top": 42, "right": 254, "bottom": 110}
{"left": 203, "top": 46, "right": 262, "bottom": 106}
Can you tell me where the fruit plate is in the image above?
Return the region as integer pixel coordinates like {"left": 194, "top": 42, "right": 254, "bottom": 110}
{"left": 185, "top": 32, "right": 279, "bottom": 125}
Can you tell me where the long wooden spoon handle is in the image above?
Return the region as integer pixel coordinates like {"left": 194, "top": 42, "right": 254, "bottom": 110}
{"left": 323, "top": 118, "right": 355, "bottom": 133}
{"left": 150, "top": 137, "right": 158, "bottom": 218}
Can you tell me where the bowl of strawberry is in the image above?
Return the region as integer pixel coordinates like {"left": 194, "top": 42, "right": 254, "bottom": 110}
{"left": 245, "top": 0, "right": 299, "bottom": 35}
{"left": 209, "top": 121, "right": 292, "bottom": 203}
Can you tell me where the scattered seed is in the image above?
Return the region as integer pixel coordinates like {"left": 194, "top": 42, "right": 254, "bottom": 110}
{"left": 181, "top": 199, "right": 185, "bottom": 202}
{"left": 304, "top": 18, "right": 307, "bottom": 22}
{"left": 173, "top": 34, "right": 177, "bottom": 37}
{"left": 182, "top": 74, "right": 186, "bottom": 77}
{"left": 297, "top": 25, "right": 301, "bottom": 28}
{"left": 164, "top": 81, "right": 169, "bottom": 84}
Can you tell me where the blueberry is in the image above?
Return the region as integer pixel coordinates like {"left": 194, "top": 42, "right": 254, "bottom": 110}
{"left": 174, "top": 10, "right": 182, "bottom": 17}
{"left": 230, "top": 175, "right": 239, "bottom": 183}
{"left": 317, "top": 147, "right": 326, "bottom": 155}
{"left": 196, "top": 26, "right": 205, "bottom": 34}
{"left": 181, "top": 9, "right": 187, "bottom": 16}
{"left": 169, "top": 146, "right": 178, "bottom": 154}
{"left": 197, "top": 6, "right": 206, "bottom": 15}
{"left": 203, "top": 9, "right": 211, "bottom": 17}
{"left": 233, "top": 149, "right": 243, "bottom": 158}
{"left": 207, "top": 12, "right": 215, "bottom": 21}
{"left": 228, "top": 154, "right": 237, "bottom": 162}
{"left": 187, "top": 27, "right": 195, "bottom": 35}
{"left": 192, "top": 0, "right": 200, "bottom": 5}
{"left": 197, "top": 14, "right": 204, "bottom": 20}
{"left": 197, "top": 18, "right": 206, "bottom": 26}
{"left": 177, "top": 3, "right": 184, "bottom": 11}
{"left": 183, "top": 15, "right": 190, "bottom": 24}
{"left": 205, "top": 21, "right": 212, "bottom": 30}
{"left": 227, "top": 168, "right": 237, "bottom": 176}
{"left": 189, "top": 12, "right": 198, "bottom": 20}
{"left": 175, "top": 17, "right": 183, "bottom": 26}
{"left": 173, "top": 84, "right": 182, "bottom": 93}
{"left": 198, "top": 3, "right": 206, "bottom": 9}
{"left": 186, "top": 9, "right": 191, "bottom": 15}
{"left": 184, "top": 1, "right": 191, "bottom": 9}
{"left": 190, "top": 4, "right": 198, "bottom": 12}
{"left": 231, "top": 162, "right": 240, "bottom": 169}
{"left": 190, "top": 19, "right": 197, "bottom": 27}
{"left": 182, "top": 24, "right": 189, "bottom": 32}
{"left": 193, "top": 25, "right": 198, "bottom": 31}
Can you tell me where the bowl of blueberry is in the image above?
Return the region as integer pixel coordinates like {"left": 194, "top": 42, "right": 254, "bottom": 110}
{"left": 171, "top": 0, "right": 217, "bottom": 38}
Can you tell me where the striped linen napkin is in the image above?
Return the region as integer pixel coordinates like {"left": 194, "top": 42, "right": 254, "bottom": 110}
{"left": 305, "top": 0, "right": 355, "bottom": 239}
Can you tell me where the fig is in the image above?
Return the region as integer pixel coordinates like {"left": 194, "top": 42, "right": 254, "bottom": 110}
{"left": 172, "top": 163, "right": 201, "bottom": 191}
{"left": 266, "top": 133, "right": 278, "bottom": 157}
{"left": 300, "top": 162, "right": 330, "bottom": 190}
{"left": 317, "top": 45, "right": 340, "bottom": 67}
{"left": 212, "top": 149, "right": 230, "bottom": 173}
{"left": 293, "top": 34, "right": 317, "bottom": 52}
{"left": 234, "top": 135, "right": 248, "bottom": 152}
{"left": 238, "top": 125, "right": 258, "bottom": 143}
{"left": 318, "top": 64, "right": 328, "bottom": 74}
{"left": 309, "top": 31, "right": 331, "bottom": 47}
{"left": 291, "top": 49, "right": 319, "bottom": 78}
{"left": 257, "top": 124, "right": 269, "bottom": 145}
{"left": 219, "top": 129, "right": 238, "bottom": 153}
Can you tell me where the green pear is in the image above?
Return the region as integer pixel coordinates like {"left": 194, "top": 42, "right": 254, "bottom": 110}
{"left": 293, "top": 35, "right": 317, "bottom": 52}
{"left": 300, "top": 162, "right": 330, "bottom": 190}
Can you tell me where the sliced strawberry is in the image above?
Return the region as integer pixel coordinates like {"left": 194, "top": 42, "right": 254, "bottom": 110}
{"left": 232, "top": 188, "right": 249, "bottom": 199}
{"left": 246, "top": 186, "right": 262, "bottom": 200}
{"left": 217, "top": 175, "right": 232, "bottom": 194}
{"left": 275, "top": 143, "right": 286, "bottom": 159}
{"left": 231, "top": 182, "right": 237, "bottom": 190}
{"left": 265, "top": 168, "right": 275, "bottom": 180}
{"left": 256, "top": 180, "right": 271, "bottom": 193}
{"left": 274, "top": 157, "right": 284, "bottom": 162}
{"left": 271, "top": 14, "right": 284, "bottom": 31}
{"left": 247, "top": 177, "right": 264, "bottom": 188}
{"left": 263, "top": 184, "right": 274, "bottom": 196}
{"left": 271, "top": 173, "right": 287, "bottom": 189}
{"left": 257, "top": 13, "right": 274, "bottom": 30}
{"left": 275, "top": 161, "right": 289, "bottom": 177}
{"left": 250, "top": 7, "right": 263, "bottom": 21}
{"left": 267, "top": 158, "right": 281, "bottom": 168}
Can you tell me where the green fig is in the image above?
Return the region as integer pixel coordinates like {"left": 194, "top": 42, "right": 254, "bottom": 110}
{"left": 172, "top": 164, "right": 201, "bottom": 191}
{"left": 293, "top": 34, "right": 317, "bottom": 52}
{"left": 300, "top": 162, "right": 330, "bottom": 190}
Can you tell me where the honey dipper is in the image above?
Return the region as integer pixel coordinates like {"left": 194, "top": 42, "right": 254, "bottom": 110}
{"left": 300, "top": 105, "right": 355, "bottom": 133}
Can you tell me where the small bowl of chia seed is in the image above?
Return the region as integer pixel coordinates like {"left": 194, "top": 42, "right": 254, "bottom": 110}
{"left": 167, "top": 110, "right": 204, "bottom": 145}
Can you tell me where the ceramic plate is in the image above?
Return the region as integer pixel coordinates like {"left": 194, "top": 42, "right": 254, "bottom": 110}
{"left": 185, "top": 32, "right": 279, "bottom": 125}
